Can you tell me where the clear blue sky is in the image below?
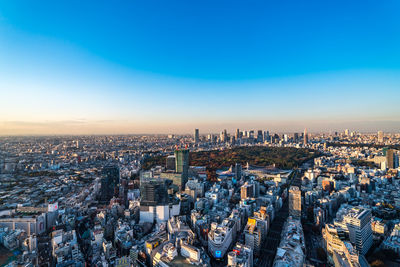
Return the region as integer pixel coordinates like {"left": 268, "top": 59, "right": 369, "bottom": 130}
{"left": 1, "top": 0, "right": 400, "bottom": 134}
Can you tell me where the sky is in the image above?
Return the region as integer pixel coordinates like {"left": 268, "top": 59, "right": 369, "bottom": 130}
{"left": 0, "top": 0, "right": 400, "bottom": 135}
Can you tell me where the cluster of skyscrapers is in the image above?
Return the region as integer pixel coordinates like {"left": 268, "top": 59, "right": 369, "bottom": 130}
{"left": 1, "top": 130, "right": 400, "bottom": 266}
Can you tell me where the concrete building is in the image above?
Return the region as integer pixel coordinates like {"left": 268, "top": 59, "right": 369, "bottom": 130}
{"left": 194, "top": 129, "right": 200, "bottom": 144}
{"left": 273, "top": 217, "right": 305, "bottom": 267}
{"left": 382, "top": 223, "right": 400, "bottom": 255}
{"left": 99, "top": 164, "right": 120, "bottom": 202}
{"left": 185, "top": 178, "right": 205, "bottom": 200}
{"left": 140, "top": 178, "right": 168, "bottom": 207}
{"left": 377, "top": 131, "right": 384, "bottom": 143}
{"left": 165, "top": 155, "right": 176, "bottom": 171}
{"left": 227, "top": 243, "right": 253, "bottom": 267}
{"left": 340, "top": 207, "right": 373, "bottom": 255}
{"left": 174, "top": 149, "right": 189, "bottom": 189}
{"left": 208, "top": 219, "right": 236, "bottom": 259}
{"left": 0, "top": 213, "right": 47, "bottom": 235}
{"left": 289, "top": 186, "right": 301, "bottom": 218}
{"left": 386, "top": 149, "right": 395, "bottom": 169}
{"left": 303, "top": 128, "right": 308, "bottom": 145}
{"left": 244, "top": 218, "right": 263, "bottom": 255}
{"left": 235, "top": 163, "right": 242, "bottom": 181}
{"left": 241, "top": 183, "right": 254, "bottom": 200}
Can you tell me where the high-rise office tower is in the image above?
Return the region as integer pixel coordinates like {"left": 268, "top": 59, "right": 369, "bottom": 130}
{"left": 234, "top": 163, "right": 242, "bottom": 181}
{"left": 294, "top": 133, "right": 299, "bottom": 143}
{"left": 220, "top": 129, "right": 227, "bottom": 143}
{"left": 345, "top": 129, "right": 349, "bottom": 136}
{"left": 377, "top": 131, "right": 384, "bottom": 143}
{"left": 257, "top": 130, "right": 263, "bottom": 143}
{"left": 343, "top": 207, "right": 373, "bottom": 255}
{"left": 289, "top": 186, "right": 301, "bottom": 218}
{"left": 175, "top": 149, "right": 189, "bottom": 173}
{"left": 174, "top": 149, "right": 189, "bottom": 187}
{"left": 249, "top": 130, "right": 254, "bottom": 139}
{"left": 241, "top": 183, "right": 254, "bottom": 199}
{"left": 140, "top": 178, "right": 168, "bottom": 206}
{"left": 194, "top": 128, "right": 200, "bottom": 144}
{"left": 303, "top": 128, "right": 308, "bottom": 145}
{"left": 165, "top": 155, "right": 176, "bottom": 171}
{"left": 284, "top": 134, "right": 288, "bottom": 142}
{"left": 387, "top": 149, "right": 395, "bottom": 169}
{"left": 100, "top": 164, "right": 120, "bottom": 202}
{"left": 264, "top": 131, "right": 270, "bottom": 143}
{"left": 235, "top": 129, "right": 240, "bottom": 140}
{"left": 231, "top": 136, "right": 236, "bottom": 145}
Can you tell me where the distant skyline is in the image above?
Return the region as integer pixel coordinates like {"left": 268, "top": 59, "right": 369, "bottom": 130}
{"left": 1, "top": 1, "right": 400, "bottom": 135}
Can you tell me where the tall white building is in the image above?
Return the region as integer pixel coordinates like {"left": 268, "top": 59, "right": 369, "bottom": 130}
{"left": 342, "top": 207, "right": 373, "bottom": 255}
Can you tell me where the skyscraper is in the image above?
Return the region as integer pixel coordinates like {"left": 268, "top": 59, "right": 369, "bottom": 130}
{"left": 257, "top": 130, "right": 263, "bottom": 143}
{"left": 235, "top": 129, "right": 240, "bottom": 140}
{"left": 165, "top": 155, "right": 176, "bottom": 171}
{"left": 140, "top": 178, "right": 168, "bottom": 206}
{"left": 220, "top": 129, "right": 228, "bottom": 143}
{"left": 194, "top": 128, "right": 200, "bottom": 144}
{"left": 284, "top": 134, "right": 288, "bottom": 142}
{"left": 241, "top": 182, "right": 254, "bottom": 199}
{"left": 175, "top": 149, "right": 189, "bottom": 173}
{"left": 174, "top": 149, "right": 189, "bottom": 188}
{"left": 377, "top": 131, "right": 384, "bottom": 143}
{"left": 289, "top": 186, "right": 301, "bottom": 218}
{"left": 264, "top": 131, "right": 270, "bottom": 143}
{"left": 342, "top": 207, "right": 373, "bottom": 255}
{"left": 231, "top": 136, "right": 236, "bottom": 145}
{"left": 294, "top": 133, "right": 299, "bottom": 143}
{"left": 234, "top": 163, "right": 242, "bottom": 181}
{"left": 99, "top": 164, "right": 120, "bottom": 202}
{"left": 303, "top": 128, "right": 308, "bottom": 145}
{"left": 249, "top": 130, "right": 254, "bottom": 139}
{"left": 386, "top": 149, "right": 395, "bottom": 169}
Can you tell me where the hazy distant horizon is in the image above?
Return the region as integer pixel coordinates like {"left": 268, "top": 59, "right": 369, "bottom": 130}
{"left": 1, "top": 1, "right": 400, "bottom": 135}
{"left": 1, "top": 118, "right": 400, "bottom": 136}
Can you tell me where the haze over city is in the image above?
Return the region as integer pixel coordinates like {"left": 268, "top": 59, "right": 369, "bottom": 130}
{"left": 1, "top": 1, "right": 400, "bottom": 135}
{"left": 3, "top": 2, "right": 400, "bottom": 267}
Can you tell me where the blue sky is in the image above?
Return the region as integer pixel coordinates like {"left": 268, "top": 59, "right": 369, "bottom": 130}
{"left": 0, "top": 0, "right": 400, "bottom": 134}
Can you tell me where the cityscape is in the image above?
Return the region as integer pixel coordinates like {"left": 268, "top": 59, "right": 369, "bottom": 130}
{"left": 1, "top": 1, "right": 400, "bottom": 267}
{"left": 1, "top": 131, "right": 400, "bottom": 267}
